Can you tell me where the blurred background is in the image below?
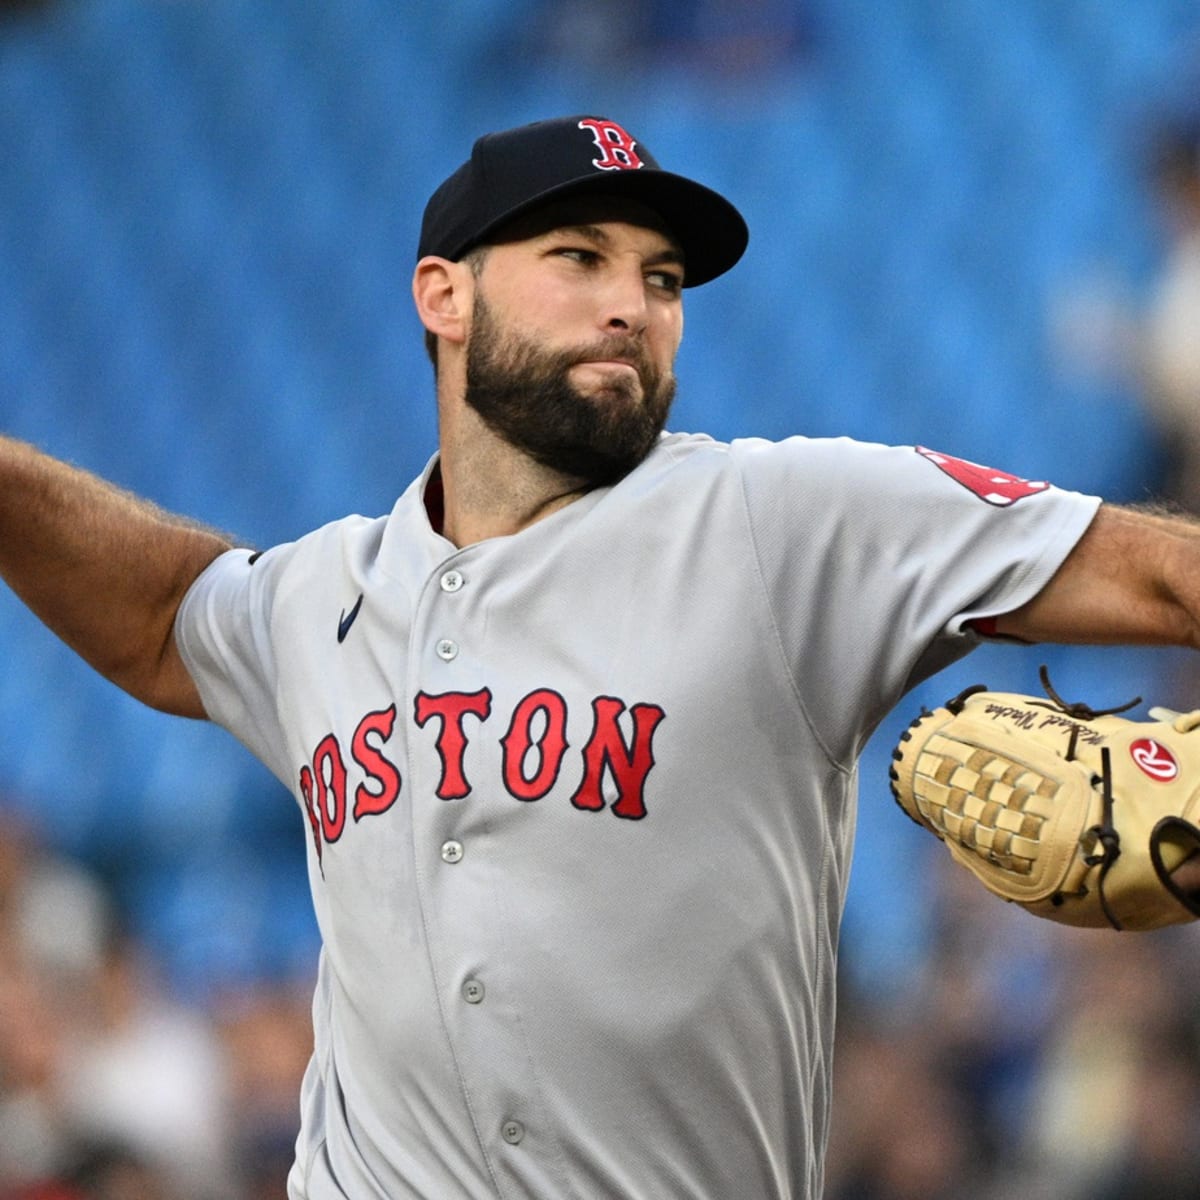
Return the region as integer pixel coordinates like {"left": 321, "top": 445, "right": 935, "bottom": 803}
{"left": 3, "top": 0, "right": 1200, "bottom": 1196}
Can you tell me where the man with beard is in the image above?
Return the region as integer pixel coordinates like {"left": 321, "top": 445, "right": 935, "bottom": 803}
{"left": 4, "top": 115, "right": 1200, "bottom": 1200}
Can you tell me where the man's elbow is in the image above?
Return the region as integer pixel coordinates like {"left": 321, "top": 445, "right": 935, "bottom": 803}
{"left": 96, "top": 636, "right": 208, "bottom": 719}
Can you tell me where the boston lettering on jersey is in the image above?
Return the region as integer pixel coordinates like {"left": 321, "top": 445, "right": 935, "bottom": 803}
{"left": 298, "top": 688, "right": 666, "bottom": 866}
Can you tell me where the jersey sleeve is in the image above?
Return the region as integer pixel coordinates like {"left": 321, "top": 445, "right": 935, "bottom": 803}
{"left": 174, "top": 544, "right": 293, "bottom": 784}
{"left": 731, "top": 437, "right": 1101, "bottom": 764}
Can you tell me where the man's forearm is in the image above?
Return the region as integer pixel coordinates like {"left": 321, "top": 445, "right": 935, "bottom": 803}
{"left": 996, "top": 502, "right": 1200, "bottom": 650}
{"left": 0, "top": 436, "right": 233, "bottom": 715}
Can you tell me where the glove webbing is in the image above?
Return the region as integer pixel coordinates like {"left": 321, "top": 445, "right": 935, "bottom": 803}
{"left": 916, "top": 674, "right": 1130, "bottom": 928}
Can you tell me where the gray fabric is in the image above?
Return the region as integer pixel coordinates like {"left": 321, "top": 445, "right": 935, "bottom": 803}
{"left": 175, "top": 432, "right": 1100, "bottom": 1199}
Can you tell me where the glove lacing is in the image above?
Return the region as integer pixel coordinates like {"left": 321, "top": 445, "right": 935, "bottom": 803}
{"left": 1035, "top": 667, "right": 1136, "bottom": 930}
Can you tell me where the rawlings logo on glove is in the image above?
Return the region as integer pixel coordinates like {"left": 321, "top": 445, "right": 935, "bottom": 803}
{"left": 889, "top": 669, "right": 1200, "bottom": 931}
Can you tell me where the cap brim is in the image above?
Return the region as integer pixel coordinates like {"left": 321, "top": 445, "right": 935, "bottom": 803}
{"left": 458, "top": 169, "right": 748, "bottom": 288}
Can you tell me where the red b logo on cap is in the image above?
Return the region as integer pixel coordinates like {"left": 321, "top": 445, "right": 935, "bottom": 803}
{"left": 578, "top": 118, "right": 644, "bottom": 171}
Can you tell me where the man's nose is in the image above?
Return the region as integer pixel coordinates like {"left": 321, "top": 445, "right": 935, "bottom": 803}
{"left": 600, "top": 266, "right": 649, "bottom": 334}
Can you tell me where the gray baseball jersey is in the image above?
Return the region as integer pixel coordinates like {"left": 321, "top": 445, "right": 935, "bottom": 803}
{"left": 175, "top": 431, "right": 1100, "bottom": 1200}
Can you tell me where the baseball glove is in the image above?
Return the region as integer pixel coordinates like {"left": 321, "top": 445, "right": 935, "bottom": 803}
{"left": 890, "top": 669, "right": 1200, "bottom": 930}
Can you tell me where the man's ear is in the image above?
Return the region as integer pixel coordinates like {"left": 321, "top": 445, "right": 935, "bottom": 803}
{"left": 412, "top": 256, "right": 473, "bottom": 348}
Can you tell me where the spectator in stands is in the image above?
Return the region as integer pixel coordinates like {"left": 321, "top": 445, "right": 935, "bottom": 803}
{"left": 1138, "top": 118, "right": 1200, "bottom": 514}
{"left": 0, "top": 819, "right": 238, "bottom": 1199}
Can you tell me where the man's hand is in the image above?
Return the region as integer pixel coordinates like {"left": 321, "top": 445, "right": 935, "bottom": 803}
{"left": 1172, "top": 853, "right": 1200, "bottom": 895}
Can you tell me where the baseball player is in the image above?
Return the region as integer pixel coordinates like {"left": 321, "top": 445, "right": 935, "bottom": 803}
{"left": 3, "top": 114, "right": 1200, "bottom": 1200}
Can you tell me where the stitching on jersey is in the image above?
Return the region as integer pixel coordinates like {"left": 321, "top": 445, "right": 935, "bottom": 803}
{"left": 731, "top": 453, "right": 851, "bottom": 777}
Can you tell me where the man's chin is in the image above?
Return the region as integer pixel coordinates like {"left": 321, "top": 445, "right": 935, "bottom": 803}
{"left": 530, "top": 442, "right": 651, "bottom": 487}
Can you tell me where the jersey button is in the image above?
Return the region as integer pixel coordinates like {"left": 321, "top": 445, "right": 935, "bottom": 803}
{"left": 440, "top": 569, "right": 465, "bottom": 593}
{"left": 461, "top": 978, "right": 485, "bottom": 1004}
{"left": 440, "top": 840, "right": 464, "bottom": 864}
{"left": 435, "top": 638, "right": 459, "bottom": 662}
{"left": 501, "top": 1120, "right": 525, "bottom": 1146}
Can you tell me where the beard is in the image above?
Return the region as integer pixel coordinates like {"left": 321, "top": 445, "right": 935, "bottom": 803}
{"left": 464, "top": 294, "right": 677, "bottom": 487}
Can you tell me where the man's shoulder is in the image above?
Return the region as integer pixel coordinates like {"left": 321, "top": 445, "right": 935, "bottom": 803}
{"left": 228, "top": 510, "right": 397, "bottom": 603}
{"left": 648, "top": 430, "right": 890, "bottom": 481}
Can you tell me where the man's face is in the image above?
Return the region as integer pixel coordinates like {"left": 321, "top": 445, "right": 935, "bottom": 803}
{"left": 462, "top": 199, "right": 685, "bottom": 486}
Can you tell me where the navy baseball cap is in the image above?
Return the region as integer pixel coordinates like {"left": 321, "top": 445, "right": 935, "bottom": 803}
{"left": 418, "top": 115, "right": 749, "bottom": 287}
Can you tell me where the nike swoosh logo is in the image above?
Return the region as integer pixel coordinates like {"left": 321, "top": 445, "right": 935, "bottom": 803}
{"left": 337, "top": 593, "right": 364, "bottom": 643}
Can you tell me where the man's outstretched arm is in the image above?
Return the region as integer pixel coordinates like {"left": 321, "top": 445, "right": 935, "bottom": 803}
{"left": 995, "top": 503, "right": 1200, "bottom": 651}
{"left": 0, "top": 436, "right": 233, "bottom": 717}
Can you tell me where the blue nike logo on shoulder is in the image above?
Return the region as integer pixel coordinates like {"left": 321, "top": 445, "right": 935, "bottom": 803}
{"left": 337, "top": 594, "right": 364, "bottom": 643}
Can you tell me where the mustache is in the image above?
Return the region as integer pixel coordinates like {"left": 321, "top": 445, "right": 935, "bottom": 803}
{"left": 559, "top": 336, "right": 662, "bottom": 386}
{"left": 564, "top": 335, "right": 654, "bottom": 374}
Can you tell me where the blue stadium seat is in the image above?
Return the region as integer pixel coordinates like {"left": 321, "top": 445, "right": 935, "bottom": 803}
{"left": 0, "top": 0, "right": 1194, "bottom": 995}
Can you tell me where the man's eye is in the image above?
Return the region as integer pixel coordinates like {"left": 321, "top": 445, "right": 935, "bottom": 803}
{"left": 647, "top": 271, "right": 683, "bottom": 294}
{"left": 557, "top": 247, "right": 597, "bottom": 264}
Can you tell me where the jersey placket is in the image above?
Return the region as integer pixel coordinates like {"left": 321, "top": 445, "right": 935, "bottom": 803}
{"left": 407, "top": 554, "right": 560, "bottom": 1198}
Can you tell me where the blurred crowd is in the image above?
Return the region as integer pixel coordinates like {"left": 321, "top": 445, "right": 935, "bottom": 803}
{"left": 5, "top": 802, "right": 1200, "bottom": 1199}
{"left": 0, "top": 815, "right": 312, "bottom": 1200}
{"left": 1055, "top": 108, "right": 1200, "bottom": 523}
{"left": 2, "top": 9, "right": 1200, "bottom": 1193}
{"left": 826, "top": 863, "right": 1200, "bottom": 1200}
